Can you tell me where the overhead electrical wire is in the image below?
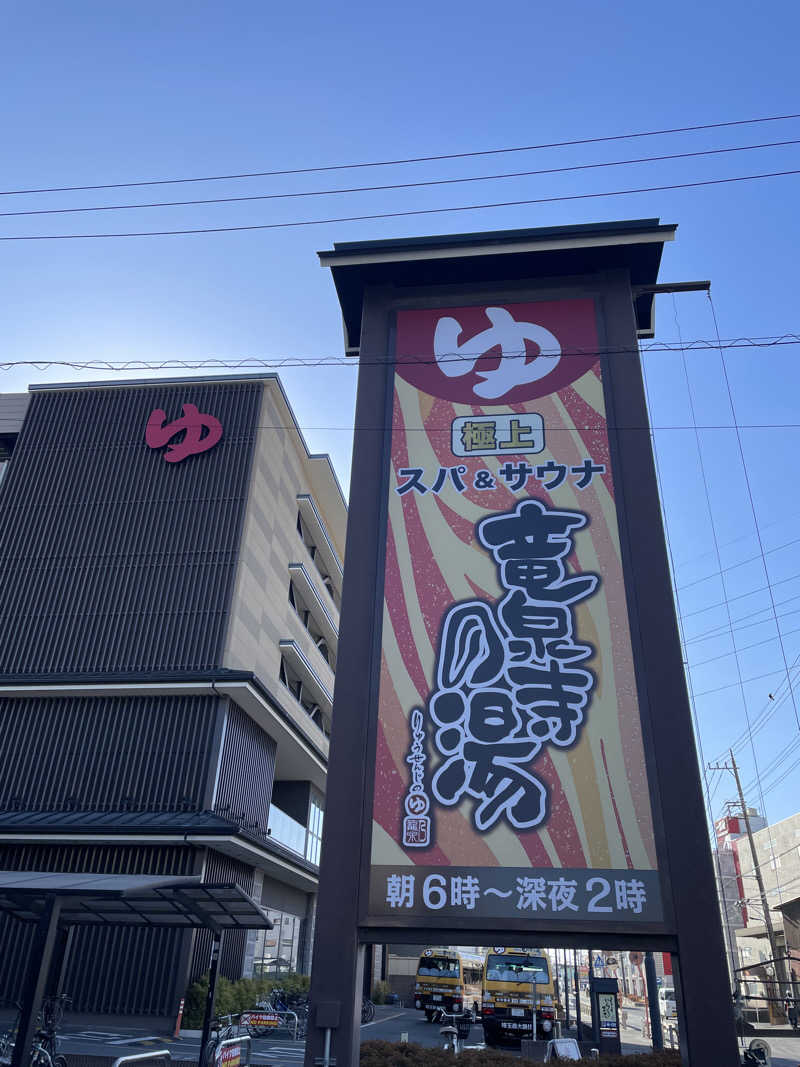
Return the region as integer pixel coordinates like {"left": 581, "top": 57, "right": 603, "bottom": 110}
{"left": 670, "top": 296, "right": 774, "bottom": 829}
{"left": 3, "top": 168, "right": 800, "bottom": 240}
{"left": 688, "top": 623, "right": 800, "bottom": 670}
{"left": 742, "top": 736, "right": 800, "bottom": 794}
{"left": 676, "top": 536, "right": 800, "bottom": 592}
{"left": 695, "top": 666, "right": 800, "bottom": 699}
{"left": 710, "top": 292, "right": 800, "bottom": 736}
{"left": 3, "top": 138, "right": 799, "bottom": 219}
{"left": 720, "top": 656, "right": 800, "bottom": 759}
{"left": 640, "top": 325, "right": 731, "bottom": 927}
{"left": 2, "top": 333, "right": 800, "bottom": 372}
{"left": 672, "top": 506, "right": 800, "bottom": 573}
{"left": 681, "top": 571, "right": 800, "bottom": 619}
{"left": 685, "top": 595, "right": 800, "bottom": 646}
{"left": 4, "top": 110, "right": 799, "bottom": 197}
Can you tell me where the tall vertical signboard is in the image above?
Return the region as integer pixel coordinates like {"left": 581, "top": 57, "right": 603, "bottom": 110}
{"left": 370, "top": 298, "right": 661, "bottom": 927}
{"left": 308, "top": 222, "right": 740, "bottom": 1067}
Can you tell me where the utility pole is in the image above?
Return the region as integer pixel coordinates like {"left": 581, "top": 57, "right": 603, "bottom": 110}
{"left": 711, "top": 750, "right": 790, "bottom": 1010}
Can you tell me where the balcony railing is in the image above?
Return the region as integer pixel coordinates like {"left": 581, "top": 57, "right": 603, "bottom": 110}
{"left": 267, "top": 805, "right": 307, "bottom": 857}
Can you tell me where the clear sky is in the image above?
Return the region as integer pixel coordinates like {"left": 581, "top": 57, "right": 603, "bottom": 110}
{"left": 2, "top": 1, "right": 800, "bottom": 870}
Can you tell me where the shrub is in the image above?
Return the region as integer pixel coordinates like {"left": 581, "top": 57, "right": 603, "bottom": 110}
{"left": 372, "top": 981, "right": 390, "bottom": 1005}
{"left": 183, "top": 972, "right": 310, "bottom": 1028}
{"left": 359, "top": 1042, "right": 681, "bottom": 1067}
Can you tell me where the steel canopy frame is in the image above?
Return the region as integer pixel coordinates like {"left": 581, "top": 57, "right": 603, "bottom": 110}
{"left": 0, "top": 874, "right": 272, "bottom": 1067}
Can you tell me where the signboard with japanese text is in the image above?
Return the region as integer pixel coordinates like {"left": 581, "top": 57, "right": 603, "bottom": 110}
{"left": 367, "top": 297, "right": 662, "bottom": 925}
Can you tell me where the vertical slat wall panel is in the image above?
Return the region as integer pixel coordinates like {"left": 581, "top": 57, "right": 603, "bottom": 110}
{"left": 0, "top": 696, "right": 217, "bottom": 809}
{"left": 0, "top": 844, "right": 194, "bottom": 1013}
{"left": 0, "top": 381, "right": 261, "bottom": 674}
{"left": 190, "top": 851, "right": 255, "bottom": 982}
{"left": 214, "top": 704, "right": 277, "bottom": 836}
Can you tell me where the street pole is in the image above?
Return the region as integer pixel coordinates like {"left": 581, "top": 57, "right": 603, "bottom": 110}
{"left": 717, "top": 750, "right": 790, "bottom": 1008}
{"left": 574, "top": 949, "right": 582, "bottom": 1036}
{"left": 563, "top": 948, "right": 571, "bottom": 1029}
{"left": 644, "top": 952, "right": 663, "bottom": 1050}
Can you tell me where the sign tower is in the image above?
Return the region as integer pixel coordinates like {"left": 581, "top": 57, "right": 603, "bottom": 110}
{"left": 306, "top": 220, "right": 739, "bottom": 1067}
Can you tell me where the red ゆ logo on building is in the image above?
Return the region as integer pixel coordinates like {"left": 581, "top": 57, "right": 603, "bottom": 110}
{"left": 146, "top": 403, "right": 223, "bottom": 463}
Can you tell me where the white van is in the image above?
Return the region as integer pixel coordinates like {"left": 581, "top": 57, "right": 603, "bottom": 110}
{"left": 658, "top": 986, "right": 677, "bottom": 1021}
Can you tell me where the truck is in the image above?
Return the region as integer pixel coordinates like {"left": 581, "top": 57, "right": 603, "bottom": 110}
{"left": 481, "top": 947, "right": 556, "bottom": 1044}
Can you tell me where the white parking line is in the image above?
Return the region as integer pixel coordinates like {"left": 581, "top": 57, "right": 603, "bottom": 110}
{"left": 109, "top": 1037, "right": 163, "bottom": 1045}
{"left": 360, "top": 1011, "right": 405, "bottom": 1028}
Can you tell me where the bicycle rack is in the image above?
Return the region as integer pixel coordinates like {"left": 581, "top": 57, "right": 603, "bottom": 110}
{"left": 211, "top": 1035, "right": 251, "bottom": 1067}
{"left": 247, "top": 1009, "right": 303, "bottom": 1041}
{"left": 112, "top": 1051, "right": 172, "bottom": 1067}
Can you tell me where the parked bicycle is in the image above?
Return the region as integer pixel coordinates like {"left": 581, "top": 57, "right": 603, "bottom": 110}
{"left": 437, "top": 1009, "right": 473, "bottom": 1054}
{"left": 0, "top": 995, "right": 70, "bottom": 1067}
{"left": 361, "top": 998, "right": 375, "bottom": 1024}
{"left": 253, "top": 990, "right": 309, "bottom": 1041}
{"left": 203, "top": 1013, "right": 242, "bottom": 1067}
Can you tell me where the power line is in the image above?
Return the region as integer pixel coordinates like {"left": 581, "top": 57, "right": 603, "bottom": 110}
{"left": 719, "top": 657, "right": 800, "bottom": 761}
{"left": 681, "top": 571, "right": 800, "bottom": 620}
{"left": 685, "top": 593, "right": 800, "bottom": 645}
{"left": 677, "top": 536, "right": 800, "bottom": 592}
{"left": 4, "top": 111, "right": 799, "bottom": 197}
{"left": 3, "top": 167, "right": 800, "bottom": 241}
{"left": 743, "top": 736, "right": 800, "bottom": 794}
{"left": 688, "top": 624, "right": 800, "bottom": 670}
{"left": 671, "top": 507, "right": 800, "bottom": 573}
{"left": 759, "top": 754, "right": 800, "bottom": 798}
{"left": 2, "top": 333, "right": 800, "bottom": 372}
{"left": 4, "top": 138, "right": 799, "bottom": 219}
{"left": 695, "top": 667, "right": 800, "bottom": 699}
{"left": 709, "top": 292, "right": 800, "bottom": 735}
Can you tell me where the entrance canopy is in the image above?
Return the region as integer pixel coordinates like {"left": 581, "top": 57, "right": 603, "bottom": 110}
{"left": 0, "top": 872, "right": 273, "bottom": 930}
{"left": 0, "top": 873, "right": 272, "bottom": 1067}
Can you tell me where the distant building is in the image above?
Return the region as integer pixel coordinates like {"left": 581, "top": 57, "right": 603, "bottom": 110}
{"left": 733, "top": 811, "right": 800, "bottom": 994}
{"left": 713, "top": 808, "right": 800, "bottom": 1013}
{"left": 0, "top": 374, "right": 346, "bottom": 1016}
{"left": 714, "top": 809, "right": 767, "bottom": 978}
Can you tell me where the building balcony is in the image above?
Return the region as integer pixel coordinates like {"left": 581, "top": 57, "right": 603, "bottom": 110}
{"left": 267, "top": 804, "right": 307, "bottom": 858}
{"left": 278, "top": 639, "right": 334, "bottom": 738}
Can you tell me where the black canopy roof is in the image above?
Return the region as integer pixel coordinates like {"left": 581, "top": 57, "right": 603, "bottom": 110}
{"left": 0, "top": 872, "right": 273, "bottom": 930}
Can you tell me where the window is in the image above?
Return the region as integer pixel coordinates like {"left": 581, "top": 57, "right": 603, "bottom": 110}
{"left": 0, "top": 437, "right": 14, "bottom": 489}
{"left": 417, "top": 956, "right": 460, "bottom": 978}
{"left": 485, "top": 953, "right": 549, "bottom": 984}
{"left": 306, "top": 793, "right": 324, "bottom": 866}
{"left": 253, "top": 907, "right": 302, "bottom": 976}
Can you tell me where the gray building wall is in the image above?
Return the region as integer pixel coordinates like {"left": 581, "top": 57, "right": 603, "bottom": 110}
{"left": 735, "top": 812, "right": 800, "bottom": 931}
{"left": 0, "top": 375, "right": 344, "bottom": 1012}
{"left": 223, "top": 382, "right": 344, "bottom": 745}
{"left": 0, "top": 380, "right": 261, "bottom": 675}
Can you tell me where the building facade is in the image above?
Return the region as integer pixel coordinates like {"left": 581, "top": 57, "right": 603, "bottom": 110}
{"left": 0, "top": 374, "right": 346, "bottom": 1016}
{"left": 712, "top": 808, "right": 800, "bottom": 1016}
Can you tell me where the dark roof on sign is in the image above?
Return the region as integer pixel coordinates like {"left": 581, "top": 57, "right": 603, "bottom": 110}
{"left": 318, "top": 218, "right": 676, "bottom": 348}
{"left": 0, "top": 873, "right": 273, "bottom": 929}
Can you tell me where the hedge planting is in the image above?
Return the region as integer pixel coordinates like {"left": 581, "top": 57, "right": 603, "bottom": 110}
{"left": 360, "top": 1041, "right": 681, "bottom": 1067}
{"left": 183, "top": 972, "right": 310, "bottom": 1029}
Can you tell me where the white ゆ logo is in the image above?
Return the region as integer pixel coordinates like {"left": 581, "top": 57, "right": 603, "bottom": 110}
{"left": 433, "top": 307, "right": 561, "bottom": 399}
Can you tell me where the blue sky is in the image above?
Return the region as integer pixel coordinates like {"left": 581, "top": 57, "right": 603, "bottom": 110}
{"left": 2, "top": 1, "right": 799, "bottom": 853}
